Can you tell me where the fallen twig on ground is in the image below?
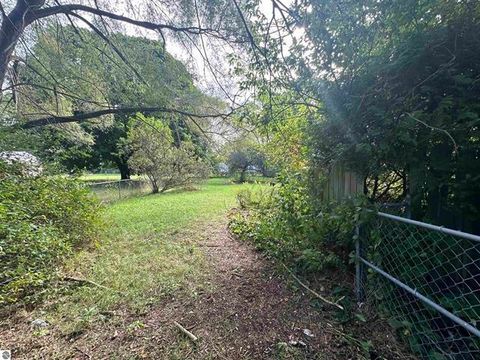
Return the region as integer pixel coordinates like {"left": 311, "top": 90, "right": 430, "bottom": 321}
{"left": 174, "top": 321, "right": 198, "bottom": 343}
{"left": 281, "top": 263, "right": 344, "bottom": 310}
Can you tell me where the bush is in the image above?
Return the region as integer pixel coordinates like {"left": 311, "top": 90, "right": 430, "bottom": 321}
{"left": 229, "top": 172, "right": 365, "bottom": 273}
{"left": 127, "top": 114, "right": 210, "bottom": 193}
{"left": 0, "top": 164, "right": 103, "bottom": 304}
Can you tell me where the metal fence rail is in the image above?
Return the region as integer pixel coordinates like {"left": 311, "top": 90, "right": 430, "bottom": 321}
{"left": 356, "top": 212, "right": 480, "bottom": 359}
{"left": 88, "top": 179, "right": 151, "bottom": 203}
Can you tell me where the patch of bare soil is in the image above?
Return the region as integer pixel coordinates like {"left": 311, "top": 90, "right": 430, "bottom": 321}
{"left": 0, "top": 219, "right": 413, "bottom": 359}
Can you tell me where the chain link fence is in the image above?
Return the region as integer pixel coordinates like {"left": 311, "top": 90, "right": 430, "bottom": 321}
{"left": 88, "top": 178, "right": 151, "bottom": 203}
{"left": 356, "top": 212, "right": 480, "bottom": 359}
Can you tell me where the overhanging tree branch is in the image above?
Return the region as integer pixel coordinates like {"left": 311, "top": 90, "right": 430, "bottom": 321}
{"left": 29, "top": 4, "right": 232, "bottom": 39}
{"left": 21, "top": 106, "right": 233, "bottom": 128}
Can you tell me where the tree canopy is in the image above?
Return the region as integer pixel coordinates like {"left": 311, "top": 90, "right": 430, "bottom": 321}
{"left": 0, "top": 0, "right": 254, "bottom": 128}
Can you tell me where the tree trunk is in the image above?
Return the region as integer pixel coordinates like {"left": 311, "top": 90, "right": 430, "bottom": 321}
{"left": 239, "top": 168, "right": 247, "bottom": 183}
{"left": 117, "top": 161, "right": 130, "bottom": 180}
{"left": 0, "top": 1, "right": 45, "bottom": 93}
{"left": 151, "top": 181, "right": 159, "bottom": 194}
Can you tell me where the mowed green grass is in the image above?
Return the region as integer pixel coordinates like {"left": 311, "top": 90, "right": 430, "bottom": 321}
{"left": 78, "top": 173, "right": 143, "bottom": 182}
{"left": 51, "top": 178, "right": 264, "bottom": 333}
{"left": 107, "top": 178, "right": 252, "bottom": 235}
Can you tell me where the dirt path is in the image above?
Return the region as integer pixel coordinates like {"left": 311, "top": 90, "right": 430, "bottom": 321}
{"left": 1, "top": 219, "right": 411, "bottom": 359}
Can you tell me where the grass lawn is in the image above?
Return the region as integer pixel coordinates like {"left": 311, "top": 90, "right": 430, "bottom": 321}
{"left": 78, "top": 173, "right": 143, "bottom": 182}
{"left": 49, "top": 178, "right": 265, "bottom": 334}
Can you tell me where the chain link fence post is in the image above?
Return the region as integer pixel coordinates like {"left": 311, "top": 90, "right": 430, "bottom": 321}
{"left": 405, "top": 194, "right": 411, "bottom": 219}
{"left": 355, "top": 223, "right": 366, "bottom": 304}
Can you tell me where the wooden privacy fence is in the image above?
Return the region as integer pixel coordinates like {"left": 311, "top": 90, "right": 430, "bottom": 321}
{"left": 322, "top": 163, "right": 363, "bottom": 201}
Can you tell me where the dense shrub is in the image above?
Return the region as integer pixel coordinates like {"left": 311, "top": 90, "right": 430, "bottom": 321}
{"left": 229, "top": 172, "right": 366, "bottom": 273}
{"left": 0, "top": 164, "right": 103, "bottom": 304}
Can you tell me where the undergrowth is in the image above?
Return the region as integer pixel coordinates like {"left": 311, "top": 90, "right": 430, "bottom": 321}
{"left": 0, "top": 163, "right": 103, "bottom": 305}
{"left": 228, "top": 173, "right": 368, "bottom": 275}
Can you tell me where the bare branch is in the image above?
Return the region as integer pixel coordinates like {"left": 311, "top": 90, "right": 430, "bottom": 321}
{"left": 406, "top": 112, "right": 459, "bottom": 156}
{"left": 21, "top": 106, "right": 233, "bottom": 128}
{"left": 29, "top": 4, "right": 234, "bottom": 40}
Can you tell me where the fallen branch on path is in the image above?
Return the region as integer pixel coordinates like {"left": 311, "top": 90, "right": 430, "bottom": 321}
{"left": 63, "top": 276, "right": 112, "bottom": 291}
{"left": 281, "top": 263, "right": 344, "bottom": 310}
{"left": 174, "top": 321, "right": 198, "bottom": 343}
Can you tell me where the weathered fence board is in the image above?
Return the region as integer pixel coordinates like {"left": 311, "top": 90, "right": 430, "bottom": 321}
{"left": 323, "top": 163, "right": 363, "bottom": 201}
